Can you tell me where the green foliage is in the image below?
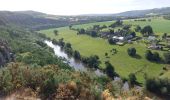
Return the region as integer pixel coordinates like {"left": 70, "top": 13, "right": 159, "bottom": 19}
{"left": 145, "top": 50, "right": 161, "bottom": 62}
{"left": 164, "top": 52, "right": 170, "bottom": 64}
{"left": 141, "top": 25, "right": 153, "bottom": 36}
{"left": 127, "top": 48, "right": 136, "bottom": 57}
{"left": 42, "top": 73, "right": 58, "bottom": 97}
{"left": 109, "top": 20, "right": 123, "bottom": 28}
{"left": 135, "top": 25, "right": 141, "bottom": 32}
{"left": 82, "top": 55, "right": 100, "bottom": 68}
{"left": 128, "top": 73, "right": 137, "bottom": 85}
{"left": 105, "top": 61, "right": 116, "bottom": 79}
{"left": 77, "top": 28, "right": 86, "bottom": 34}
{"left": 73, "top": 50, "right": 81, "bottom": 59}
{"left": 53, "top": 30, "right": 58, "bottom": 36}
{"left": 145, "top": 77, "right": 170, "bottom": 96}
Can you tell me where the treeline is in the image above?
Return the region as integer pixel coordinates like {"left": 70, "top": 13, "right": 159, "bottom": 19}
{"left": 163, "top": 15, "right": 170, "bottom": 20}
{"left": 134, "top": 19, "right": 151, "bottom": 22}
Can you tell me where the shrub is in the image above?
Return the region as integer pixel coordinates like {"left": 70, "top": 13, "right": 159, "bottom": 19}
{"left": 128, "top": 73, "right": 137, "bottom": 85}
{"left": 105, "top": 61, "right": 116, "bottom": 79}
{"left": 127, "top": 48, "right": 136, "bottom": 57}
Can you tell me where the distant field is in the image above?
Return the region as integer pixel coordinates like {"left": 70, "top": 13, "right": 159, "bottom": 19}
{"left": 124, "top": 17, "right": 170, "bottom": 33}
{"left": 40, "top": 18, "right": 170, "bottom": 83}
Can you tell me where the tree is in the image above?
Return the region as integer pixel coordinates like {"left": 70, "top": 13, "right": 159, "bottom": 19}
{"left": 65, "top": 43, "right": 72, "bottom": 48}
{"left": 141, "top": 25, "right": 153, "bottom": 36}
{"left": 93, "top": 25, "right": 100, "bottom": 31}
{"left": 127, "top": 48, "right": 136, "bottom": 57}
{"left": 128, "top": 73, "right": 137, "bottom": 85}
{"left": 90, "top": 31, "right": 97, "bottom": 37}
{"left": 109, "top": 29, "right": 114, "bottom": 34}
{"left": 145, "top": 50, "right": 161, "bottom": 62}
{"left": 105, "top": 61, "right": 116, "bottom": 78}
{"left": 53, "top": 30, "right": 58, "bottom": 36}
{"left": 58, "top": 38, "right": 65, "bottom": 47}
{"left": 123, "top": 25, "right": 131, "bottom": 30}
{"left": 101, "top": 25, "right": 107, "bottom": 29}
{"left": 42, "top": 74, "right": 58, "bottom": 97}
{"left": 82, "top": 55, "right": 100, "bottom": 68}
{"left": 162, "top": 33, "right": 167, "bottom": 39}
{"left": 105, "top": 53, "right": 108, "bottom": 57}
{"left": 152, "top": 52, "right": 161, "bottom": 62}
{"left": 108, "top": 38, "right": 116, "bottom": 45}
{"left": 74, "top": 50, "right": 81, "bottom": 59}
{"left": 164, "top": 52, "right": 170, "bottom": 64}
{"left": 78, "top": 28, "right": 85, "bottom": 34}
{"left": 109, "top": 20, "right": 123, "bottom": 28}
{"left": 130, "top": 32, "right": 136, "bottom": 37}
{"left": 69, "top": 25, "right": 72, "bottom": 29}
{"left": 145, "top": 50, "right": 153, "bottom": 61}
{"left": 135, "top": 25, "right": 141, "bottom": 32}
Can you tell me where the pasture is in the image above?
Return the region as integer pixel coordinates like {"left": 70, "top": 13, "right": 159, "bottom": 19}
{"left": 40, "top": 18, "right": 170, "bottom": 83}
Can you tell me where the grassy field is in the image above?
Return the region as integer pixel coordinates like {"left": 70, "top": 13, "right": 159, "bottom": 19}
{"left": 40, "top": 18, "right": 170, "bottom": 83}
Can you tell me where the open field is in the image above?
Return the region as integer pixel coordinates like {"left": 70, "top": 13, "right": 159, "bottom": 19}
{"left": 40, "top": 18, "right": 170, "bottom": 83}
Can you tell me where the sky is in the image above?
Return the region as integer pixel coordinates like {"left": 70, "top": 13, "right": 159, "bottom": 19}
{"left": 0, "top": 0, "right": 170, "bottom": 15}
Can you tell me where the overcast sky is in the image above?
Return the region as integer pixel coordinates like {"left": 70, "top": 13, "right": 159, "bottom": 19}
{"left": 0, "top": 0, "right": 170, "bottom": 15}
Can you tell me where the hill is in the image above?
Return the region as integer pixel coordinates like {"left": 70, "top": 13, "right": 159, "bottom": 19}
{"left": 0, "top": 11, "right": 72, "bottom": 30}
{"left": 82, "top": 7, "right": 170, "bottom": 17}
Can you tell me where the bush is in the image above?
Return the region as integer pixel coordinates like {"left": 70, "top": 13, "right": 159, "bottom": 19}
{"left": 164, "top": 52, "right": 170, "bottom": 64}
{"left": 127, "top": 48, "right": 136, "bottom": 57}
{"left": 42, "top": 73, "right": 58, "bottom": 97}
{"left": 145, "top": 77, "right": 170, "bottom": 96}
{"left": 145, "top": 50, "right": 161, "bottom": 62}
{"left": 73, "top": 50, "right": 81, "bottom": 60}
{"left": 128, "top": 73, "right": 137, "bottom": 85}
{"left": 105, "top": 61, "right": 116, "bottom": 79}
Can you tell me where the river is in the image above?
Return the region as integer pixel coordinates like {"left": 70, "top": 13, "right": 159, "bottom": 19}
{"left": 45, "top": 40, "right": 105, "bottom": 76}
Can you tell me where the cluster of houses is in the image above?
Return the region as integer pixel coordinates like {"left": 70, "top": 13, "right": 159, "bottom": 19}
{"left": 100, "top": 29, "right": 135, "bottom": 45}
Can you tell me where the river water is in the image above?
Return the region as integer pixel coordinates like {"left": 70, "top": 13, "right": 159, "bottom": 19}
{"left": 45, "top": 40, "right": 105, "bottom": 76}
{"left": 45, "top": 40, "right": 131, "bottom": 91}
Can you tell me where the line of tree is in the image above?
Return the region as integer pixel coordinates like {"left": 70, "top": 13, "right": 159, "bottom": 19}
{"left": 77, "top": 28, "right": 98, "bottom": 37}
{"left": 109, "top": 20, "right": 123, "bottom": 28}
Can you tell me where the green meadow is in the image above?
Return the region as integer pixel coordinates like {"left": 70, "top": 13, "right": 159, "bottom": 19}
{"left": 40, "top": 18, "right": 170, "bottom": 83}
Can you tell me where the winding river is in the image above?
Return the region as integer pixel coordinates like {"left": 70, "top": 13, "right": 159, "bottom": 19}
{"left": 45, "top": 40, "right": 132, "bottom": 91}
{"left": 45, "top": 40, "right": 105, "bottom": 76}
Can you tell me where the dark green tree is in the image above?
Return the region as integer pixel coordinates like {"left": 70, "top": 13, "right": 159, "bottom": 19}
{"left": 53, "top": 30, "right": 58, "bottom": 36}
{"left": 74, "top": 50, "right": 81, "bottom": 59}
{"left": 164, "top": 52, "right": 170, "bottom": 64}
{"left": 135, "top": 25, "right": 141, "bottom": 32}
{"left": 128, "top": 73, "right": 137, "bottom": 85}
{"left": 141, "top": 25, "right": 153, "bottom": 36}
{"left": 105, "top": 61, "right": 116, "bottom": 78}
{"left": 127, "top": 48, "right": 136, "bottom": 57}
{"left": 145, "top": 50, "right": 153, "bottom": 61}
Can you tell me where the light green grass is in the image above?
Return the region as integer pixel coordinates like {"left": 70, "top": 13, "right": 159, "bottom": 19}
{"left": 40, "top": 18, "right": 170, "bottom": 83}
{"left": 124, "top": 17, "right": 170, "bottom": 33}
